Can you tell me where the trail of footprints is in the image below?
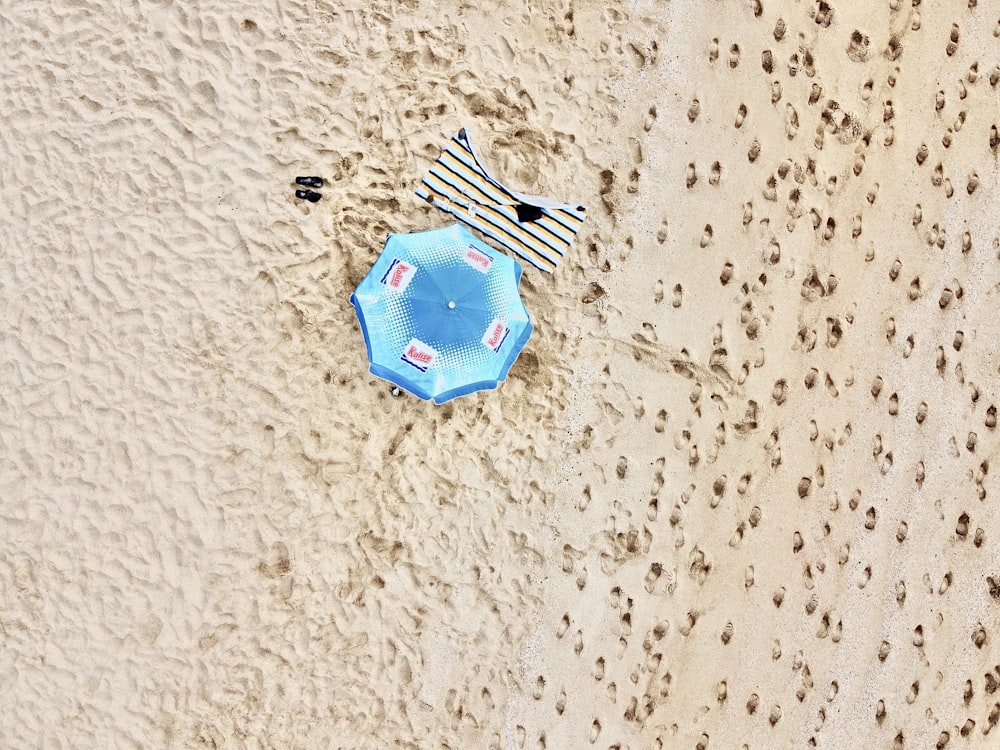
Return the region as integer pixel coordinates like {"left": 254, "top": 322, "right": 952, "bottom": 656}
{"left": 510, "top": 1, "right": 1000, "bottom": 748}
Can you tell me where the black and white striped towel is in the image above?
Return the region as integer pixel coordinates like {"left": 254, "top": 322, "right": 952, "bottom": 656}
{"left": 416, "top": 128, "right": 587, "bottom": 273}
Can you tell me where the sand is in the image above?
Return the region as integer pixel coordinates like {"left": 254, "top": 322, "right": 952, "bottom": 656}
{"left": 2, "top": 0, "right": 998, "bottom": 747}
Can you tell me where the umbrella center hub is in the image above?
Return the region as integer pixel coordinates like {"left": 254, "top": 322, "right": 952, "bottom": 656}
{"left": 448, "top": 301, "right": 456, "bottom": 309}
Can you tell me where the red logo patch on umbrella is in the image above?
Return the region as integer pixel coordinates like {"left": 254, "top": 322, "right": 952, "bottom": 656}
{"left": 481, "top": 319, "right": 510, "bottom": 353}
{"left": 463, "top": 245, "right": 493, "bottom": 274}
{"left": 401, "top": 338, "right": 438, "bottom": 372}
{"left": 380, "top": 258, "right": 417, "bottom": 291}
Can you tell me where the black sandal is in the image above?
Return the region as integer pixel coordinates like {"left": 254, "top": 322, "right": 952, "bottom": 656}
{"left": 295, "top": 189, "right": 322, "bottom": 203}
{"left": 296, "top": 176, "right": 324, "bottom": 188}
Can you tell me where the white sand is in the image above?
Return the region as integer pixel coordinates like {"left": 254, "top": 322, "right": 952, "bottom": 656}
{"left": 2, "top": 0, "right": 998, "bottom": 747}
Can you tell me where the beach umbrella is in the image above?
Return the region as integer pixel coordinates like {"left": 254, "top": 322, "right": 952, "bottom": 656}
{"left": 350, "top": 223, "right": 533, "bottom": 404}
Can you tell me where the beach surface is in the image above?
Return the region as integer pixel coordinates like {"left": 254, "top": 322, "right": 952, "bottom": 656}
{"left": 2, "top": 0, "right": 999, "bottom": 747}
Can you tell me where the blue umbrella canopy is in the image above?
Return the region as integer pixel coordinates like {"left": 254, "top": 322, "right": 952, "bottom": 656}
{"left": 350, "top": 224, "right": 533, "bottom": 404}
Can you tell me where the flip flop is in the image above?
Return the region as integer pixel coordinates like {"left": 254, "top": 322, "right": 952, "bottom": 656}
{"left": 296, "top": 176, "right": 324, "bottom": 188}
{"left": 295, "top": 189, "right": 322, "bottom": 203}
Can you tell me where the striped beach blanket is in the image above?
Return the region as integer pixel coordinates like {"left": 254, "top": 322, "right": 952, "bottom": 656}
{"left": 416, "top": 128, "right": 587, "bottom": 273}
